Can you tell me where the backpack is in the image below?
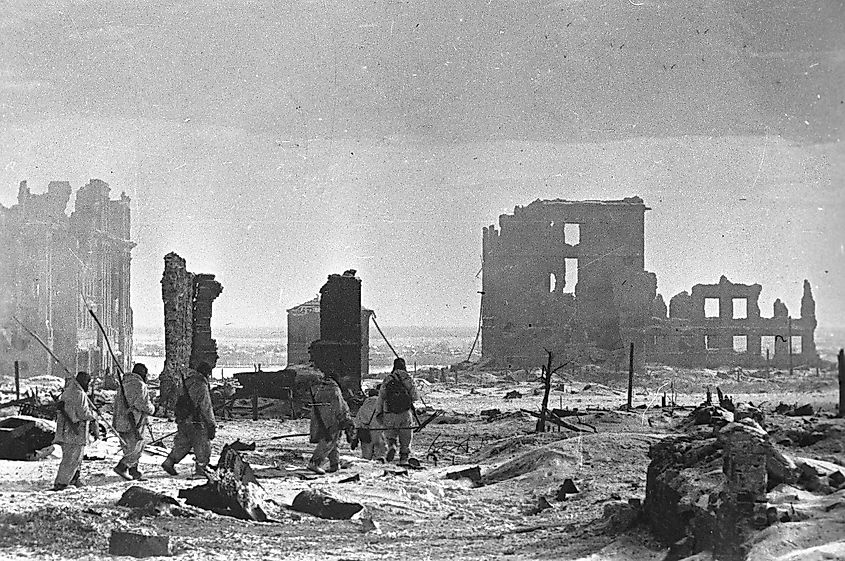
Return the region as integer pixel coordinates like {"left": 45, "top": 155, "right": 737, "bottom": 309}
{"left": 384, "top": 374, "right": 412, "bottom": 413}
{"left": 173, "top": 384, "right": 196, "bottom": 422}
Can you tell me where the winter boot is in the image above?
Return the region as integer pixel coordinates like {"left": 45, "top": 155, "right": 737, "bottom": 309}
{"left": 161, "top": 459, "right": 178, "bottom": 476}
{"left": 113, "top": 461, "right": 133, "bottom": 481}
{"left": 129, "top": 466, "right": 145, "bottom": 481}
{"left": 70, "top": 470, "right": 85, "bottom": 487}
{"left": 50, "top": 483, "right": 68, "bottom": 491}
{"left": 386, "top": 448, "right": 396, "bottom": 462}
{"left": 397, "top": 455, "right": 410, "bottom": 467}
{"left": 306, "top": 461, "right": 326, "bottom": 475}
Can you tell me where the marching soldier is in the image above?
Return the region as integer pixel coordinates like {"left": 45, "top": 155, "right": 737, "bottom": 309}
{"left": 161, "top": 362, "right": 216, "bottom": 477}
{"left": 113, "top": 363, "right": 155, "bottom": 481}
{"left": 52, "top": 372, "right": 97, "bottom": 490}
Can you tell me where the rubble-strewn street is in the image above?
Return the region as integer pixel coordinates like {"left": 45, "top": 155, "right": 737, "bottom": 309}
{"left": 1, "top": 367, "right": 842, "bottom": 561}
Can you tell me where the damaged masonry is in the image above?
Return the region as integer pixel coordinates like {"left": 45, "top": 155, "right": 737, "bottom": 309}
{"left": 0, "top": 195, "right": 842, "bottom": 561}
{"left": 481, "top": 197, "right": 818, "bottom": 370}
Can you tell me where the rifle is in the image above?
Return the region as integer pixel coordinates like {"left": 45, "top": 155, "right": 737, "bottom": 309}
{"left": 84, "top": 304, "right": 143, "bottom": 442}
{"left": 11, "top": 316, "right": 127, "bottom": 448}
{"left": 309, "top": 385, "right": 330, "bottom": 440}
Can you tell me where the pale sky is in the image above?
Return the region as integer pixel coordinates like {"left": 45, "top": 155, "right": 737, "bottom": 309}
{"left": 1, "top": 0, "right": 843, "bottom": 329}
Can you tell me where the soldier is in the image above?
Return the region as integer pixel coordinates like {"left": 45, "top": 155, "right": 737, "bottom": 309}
{"left": 52, "top": 371, "right": 97, "bottom": 490}
{"left": 377, "top": 357, "right": 418, "bottom": 466}
{"left": 113, "top": 363, "right": 155, "bottom": 481}
{"left": 352, "top": 386, "right": 386, "bottom": 461}
{"left": 307, "top": 371, "right": 353, "bottom": 475}
{"left": 161, "top": 361, "right": 216, "bottom": 477}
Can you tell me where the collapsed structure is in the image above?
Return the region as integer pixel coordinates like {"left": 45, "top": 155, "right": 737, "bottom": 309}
{"left": 0, "top": 180, "right": 134, "bottom": 379}
{"left": 481, "top": 198, "right": 818, "bottom": 369}
{"left": 159, "top": 252, "right": 222, "bottom": 411}
{"left": 287, "top": 297, "right": 372, "bottom": 377}
{"left": 307, "top": 270, "right": 368, "bottom": 397}
{"left": 482, "top": 198, "right": 656, "bottom": 368}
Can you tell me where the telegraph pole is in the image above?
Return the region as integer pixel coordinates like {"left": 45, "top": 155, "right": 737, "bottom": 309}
{"left": 787, "top": 316, "right": 793, "bottom": 377}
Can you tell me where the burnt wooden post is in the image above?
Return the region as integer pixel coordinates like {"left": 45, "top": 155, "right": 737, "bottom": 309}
{"left": 626, "top": 343, "right": 634, "bottom": 411}
{"left": 536, "top": 351, "right": 553, "bottom": 433}
{"left": 252, "top": 386, "right": 259, "bottom": 421}
{"left": 838, "top": 349, "right": 844, "bottom": 418}
{"left": 14, "top": 361, "right": 20, "bottom": 401}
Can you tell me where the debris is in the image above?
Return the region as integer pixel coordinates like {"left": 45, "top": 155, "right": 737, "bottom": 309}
{"left": 445, "top": 466, "right": 482, "bottom": 483}
{"left": 382, "top": 468, "right": 409, "bottom": 477}
{"left": 559, "top": 478, "right": 579, "bottom": 494}
{"left": 503, "top": 390, "right": 522, "bottom": 400}
{"left": 290, "top": 489, "right": 364, "bottom": 520}
{"left": 0, "top": 415, "right": 56, "bottom": 460}
{"left": 178, "top": 443, "right": 270, "bottom": 521}
{"left": 229, "top": 439, "right": 256, "bottom": 451}
{"left": 526, "top": 496, "right": 552, "bottom": 515}
{"left": 602, "top": 501, "right": 640, "bottom": 532}
{"left": 787, "top": 404, "right": 815, "bottom": 417}
{"left": 359, "top": 516, "right": 381, "bottom": 533}
{"left": 338, "top": 474, "right": 360, "bottom": 484}
{"left": 116, "top": 486, "right": 191, "bottom": 517}
{"left": 829, "top": 470, "right": 845, "bottom": 488}
{"left": 108, "top": 530, "right": 173, "bottom": 557}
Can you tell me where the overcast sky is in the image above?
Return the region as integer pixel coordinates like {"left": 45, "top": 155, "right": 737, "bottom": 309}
{"left": 1, "top": 0, "right": 843, "bottom": 330}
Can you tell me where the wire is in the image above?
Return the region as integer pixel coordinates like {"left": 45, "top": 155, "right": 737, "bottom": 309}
{"left": 370, "top": 313, "right": 400, "bottom": 359}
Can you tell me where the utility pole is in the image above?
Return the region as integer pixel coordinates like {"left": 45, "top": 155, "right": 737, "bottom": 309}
{"left": 627, "top": 343, "right": 634, "bottom": 411}
{"left": 14, "top": 361, "right": 20, "bottom": 400}
{"left": 536, "top": 351, "right": 554, "bottom": 433}
{"left": 838, "top": 349, "right": 844, "bottom": 418}
{"left": 787, "top": 316, "right": 794, "bottom": 377}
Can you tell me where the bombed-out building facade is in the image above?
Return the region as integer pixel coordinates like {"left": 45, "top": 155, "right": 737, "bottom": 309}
{"left": 0, "top": 180, "right": 135, "bottom": 379}
{"left": 481, "top": 198, "right": 817, "bottom": 369}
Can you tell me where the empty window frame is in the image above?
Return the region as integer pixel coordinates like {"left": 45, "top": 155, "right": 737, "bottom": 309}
{"left": 790, "top": 336, "right": 802, "bottom": 355}
{"left": 564, "top": 223, "right": 580, "bottom": 245}
{"left": 704, "top": 335, "right": 718, "bottom": 350}
{"left": 732, "top": 298, "right": 747, "bottom": 319}
{"left": 704, "top": 298, "right": 720, "bottom": 318}
{"left": 563, "top": 258, "right": 578, "bottom": 293}
{"left": 549, "top": 273, "right": 557, "bottom": 293}
{"left": 733, "top": 335, "right": 748, "bottom": 353}
{"left": 760, "top": 336, "right": 776, "bottom": 358}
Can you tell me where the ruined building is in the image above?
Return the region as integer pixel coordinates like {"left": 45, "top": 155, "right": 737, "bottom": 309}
{"left": 159, "top": 252, "right": 222, "bottom": 411}
{"left": 0, "top": 180, "right": 134, "bottom": 379}
{"left": 286, "top": 296, "right": 372, "bottom": 376}
{"left": 482, "top": 198, "right": 818, "bottom": 369}
{"left": 482, "top": 198, "right": 656, "bottom": 368}
{"left": 645, "top": 276, "right": 817, "bottom": 368}
{"left": 306, "top": 270, "right": 369, "bottom": 397}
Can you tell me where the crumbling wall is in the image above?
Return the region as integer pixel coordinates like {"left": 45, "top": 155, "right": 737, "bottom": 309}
{"left": 646, "top": 276, "right": 819, "bottom": 368}
{"left": 191, "top": 273, "right": 223, "bottom": 369}
{"left": 160, "top": 253, "right": 194, "bottom": 412}
{"left": 308, "top": 270, "right": 363, "bottom": 399}
{"left": 481, "top": 197, "right": 655, "bottom": 368}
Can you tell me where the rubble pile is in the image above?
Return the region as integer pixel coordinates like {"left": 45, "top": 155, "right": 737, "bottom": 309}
{"left": 644, "top": 403, "right": 845, "bottom": 560}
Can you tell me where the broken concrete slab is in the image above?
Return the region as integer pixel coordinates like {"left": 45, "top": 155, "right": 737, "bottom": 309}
{"left": 445, "top": 466, "right": 481, "bottom": 484}
{"left": 290, "top": 489, "right": 364, "bottom": 520}
{"left": 108, "top": 530, "right": 172, "bottom": 557}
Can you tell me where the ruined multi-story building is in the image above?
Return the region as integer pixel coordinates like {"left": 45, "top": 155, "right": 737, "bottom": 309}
{"left": 0, "top": 180, "right": 134, "bottom": 379}
{"left": 645, "top": 276, "right": 817, "bottom": 368}
{"left": 482, "top": 198, "right": 656, "bottom": 368}
{"left": 286, "top": 296, "right": 372, "bottom": 376}
{"left": 482, "top": 198, "right": 818, "bottom": 369}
